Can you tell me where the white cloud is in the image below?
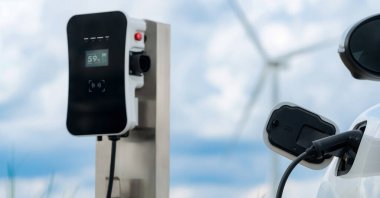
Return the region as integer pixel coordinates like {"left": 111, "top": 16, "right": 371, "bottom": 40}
{"left": 0, "top": 167, "right": 94, "bottom": 198}
{"left": 0, "top": 71, "right": 71, "bottom": 151}
{"left": 0, "top": 65, "right": 24, "bottom": 103}
{"left": 171, "top": 185, "right": 246, "bottom": 198}
{"left": 171, "top": 187, "right": 194, "bottom": 198}
{"left": 126, "top": 0, "right": 176, "bottom": 22}
{"left": 243, "top": 178, "right": 321, "bottom": 198}
{"left": 170, "top": 177, "right": 322, "bottom": 198}
{"left": 0, "top": 0, "right": 43, "bottom": 34}
{"left": 261, "top": 23, "right": 294, "bottom": 56}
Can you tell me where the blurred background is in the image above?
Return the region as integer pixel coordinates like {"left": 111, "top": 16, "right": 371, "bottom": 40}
{"left": 1, "top": 0, "right": 380, "bottom": 197}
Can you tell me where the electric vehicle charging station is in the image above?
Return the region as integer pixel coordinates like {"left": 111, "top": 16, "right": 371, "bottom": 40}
{"left": 66, "top": 11, "right": 170, "bottom": 198}
{"left": 263, "top": 14, "right": 380, "bottom": 198}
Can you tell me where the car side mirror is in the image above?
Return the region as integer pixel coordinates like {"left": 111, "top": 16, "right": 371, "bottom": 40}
{"left": 339, "top": 14, "right": 380, "bottom": 81}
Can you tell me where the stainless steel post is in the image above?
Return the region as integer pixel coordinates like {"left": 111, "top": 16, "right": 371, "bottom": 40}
{"left": 95, "top": 20, "right": 170, "bottom": 198}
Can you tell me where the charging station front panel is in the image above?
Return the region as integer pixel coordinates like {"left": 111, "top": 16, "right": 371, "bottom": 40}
{"left": 67, "top": 11, "right": 128, "bottom": 135}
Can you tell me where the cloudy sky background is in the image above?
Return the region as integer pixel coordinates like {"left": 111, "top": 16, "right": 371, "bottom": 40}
{"left": 1, "top": 0, "right": 380, "bottom": 197}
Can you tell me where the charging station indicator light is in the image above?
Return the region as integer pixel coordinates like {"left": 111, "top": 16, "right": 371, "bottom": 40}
{"left": 134, "top": 32, "right": 143, "bottom": 41}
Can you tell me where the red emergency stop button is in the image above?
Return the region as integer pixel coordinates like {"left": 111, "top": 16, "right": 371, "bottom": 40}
{"left": 134, "top": 32, "right": 143, "bottom": 41}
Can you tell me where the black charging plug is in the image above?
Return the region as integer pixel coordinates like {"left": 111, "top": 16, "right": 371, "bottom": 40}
{"left": 277, "top": 130, "right": 363, "bottom": 198}
{"left": 312, "top": 130, "right": 363, "bottom": 160}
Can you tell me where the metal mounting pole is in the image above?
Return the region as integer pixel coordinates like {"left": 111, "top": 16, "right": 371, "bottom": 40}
{"left": 95, "top": 20, "right": 170, "bottom": 198}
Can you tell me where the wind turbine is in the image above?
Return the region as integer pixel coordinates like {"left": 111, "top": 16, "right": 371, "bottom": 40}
{"left": 226, "top": 0, "right": 334, "bottom": 197}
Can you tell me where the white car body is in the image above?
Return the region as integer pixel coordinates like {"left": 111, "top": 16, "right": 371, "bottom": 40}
{"left": 318, "top": 103, "right": 380, "bottom": 197}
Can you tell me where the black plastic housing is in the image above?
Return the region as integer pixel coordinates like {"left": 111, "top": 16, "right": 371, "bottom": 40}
{"left": 266, "top": 105, "right": 337, "bottom": 164}
{"left": 67, "top": 11, "right": 128, "bottom": 135}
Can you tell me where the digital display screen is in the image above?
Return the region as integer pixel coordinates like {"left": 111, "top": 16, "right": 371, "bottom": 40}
{"left": 85, "top": 49, "right": 109, "bottom": 67}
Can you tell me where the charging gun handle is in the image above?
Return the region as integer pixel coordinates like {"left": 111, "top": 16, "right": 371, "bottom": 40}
{"left": 312, "top": 130, "right": 363, "bottom": 159}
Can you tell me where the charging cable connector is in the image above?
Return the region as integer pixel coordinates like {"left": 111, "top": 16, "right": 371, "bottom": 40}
{"left": 276, "top": 130, "right": 363, "bottom": 198}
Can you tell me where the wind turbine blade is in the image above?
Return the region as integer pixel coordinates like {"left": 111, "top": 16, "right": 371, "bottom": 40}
{"left": 223, "top": 66, "right": 270, "bottom": 157}
{"left": 228, "top": 0, "right": 269, "bottom": 61}
{"left": 276, "top": 38, "right": 335, "bottom": 61}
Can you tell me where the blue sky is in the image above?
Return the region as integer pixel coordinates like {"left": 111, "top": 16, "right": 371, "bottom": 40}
{"left": 2, "top": 0, "right": 380, "bottom": 197}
